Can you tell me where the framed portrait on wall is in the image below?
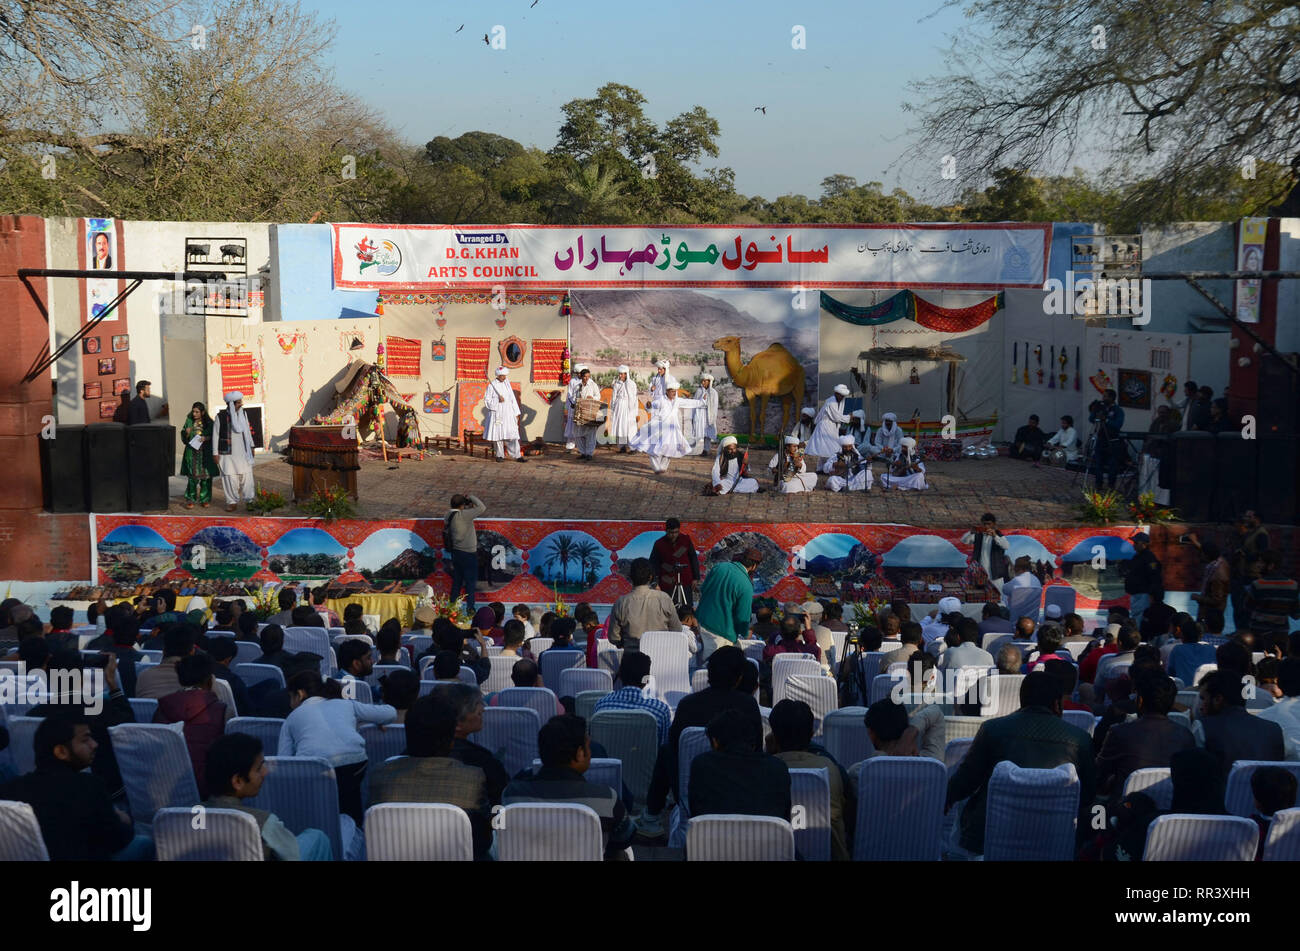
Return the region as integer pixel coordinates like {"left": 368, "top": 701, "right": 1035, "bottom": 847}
{"left": 98, "top": 399, "right": 118, "bottom": 419}
{"left": 1117, "top": 368, "right": 1152, "bottom": 409}
{"left": 112, "top": 378, "right": 130, "bottom": 395}
{"left": 111, "top": 335, "right": 129, "bottom": 352}
{"left": 98, "top": 357, "right": 116, "bottom": 376}
{"left": 83, "top": 381, "right": 102, "bottom": 400}
{"left": 83, "top": 337, "right": 101, "bottom": 355}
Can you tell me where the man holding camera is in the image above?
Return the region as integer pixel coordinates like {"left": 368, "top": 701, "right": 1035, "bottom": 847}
{"left": 1088, "top": 389, "right": 1126, "bottom": 489}
{"left": 961, "top": 512, "right": 1010, "bottom": 595}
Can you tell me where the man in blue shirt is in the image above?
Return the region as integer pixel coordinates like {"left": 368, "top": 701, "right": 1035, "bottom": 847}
{"left": 1088, "top": 388, "right": 1126, "bottom": 489}
{"left": 1166, "top": 615, "right": 1217, "bottom": 686}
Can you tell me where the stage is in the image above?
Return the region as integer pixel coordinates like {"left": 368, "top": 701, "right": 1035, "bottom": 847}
{"left": 166, "top": 447, "right": 1089, "bottom": 527}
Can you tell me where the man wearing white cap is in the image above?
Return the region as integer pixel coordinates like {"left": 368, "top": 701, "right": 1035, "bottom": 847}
{"left": 709, "top": 436, "right": 760, "bottom": 494}
{"left": 650, "top": 359, "right": 670, "bottom": 401}
{"left": 792, "top": 406, "right": 816, "bottom": 444}
{"left": 565, "top": 365, "right": 602, "bottom": 461}
{"left": 921, "top": 596, "right": 964, "bottom": 649}
{"left": 872, "top": 412, "right": 903, "bottom": 460}
{"left": 213, "top": 391, "right": 256, "bottom": 511}
{"left": 821, "top": 434, "right": 872, "bottom": 492}
{"left": 806, "top": 383, "right": 852, "bottom": 458}
{"left": 768, "top": 435, "right": 817, "bottom": 492}
{"left": 483, "top": 367, "right": 524, "bottom": 463}
{"left": 608, "top": 365, "right": 639, "bottom": 452}
{"left": 690, "top": 372, "right": 719, "bottom": 455}
{"left": 629, "top": 375, "right": 702, "bottom": 473}
{"left": 882, "top": 436, "right": 927, "bottom": 490}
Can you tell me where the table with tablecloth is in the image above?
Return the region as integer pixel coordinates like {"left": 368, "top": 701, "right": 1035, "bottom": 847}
{"left": 325, "top": 594, "right": 421, "bottom": 629}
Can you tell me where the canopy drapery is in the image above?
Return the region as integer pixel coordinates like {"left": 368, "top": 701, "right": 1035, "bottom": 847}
{"left": 820, "top": 290, "right": 1003, "bottom": 331}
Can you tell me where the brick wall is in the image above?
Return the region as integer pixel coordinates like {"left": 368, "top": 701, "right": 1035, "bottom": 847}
{"left": 0, "top": 513, "right": 91, "bottom": 580}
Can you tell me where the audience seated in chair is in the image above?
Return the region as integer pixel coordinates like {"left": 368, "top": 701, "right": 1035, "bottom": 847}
{"left": 434, "top": 682, "right": 510, "bottom": 806}
{"left": 593, "top": 651, "right": 671, "bottom": 746}
{"left": 767, "top": 699, "right": 852, "bottom": 860}
{"left": 153, "top": 653, "right": 230, "bottom": 798}
{"left": 688, "top": 708, "right": 791, "bottom": 821}
{"left": 1193, "top": 669, "right": 1285, "bottom": 770}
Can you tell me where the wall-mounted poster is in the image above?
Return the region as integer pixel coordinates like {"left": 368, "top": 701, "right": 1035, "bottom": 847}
{"left": 1117, "top": 368, "right": 1152, "bottom": 409}
{"left": 83, "top": 381, "right": 102, "bottom": 400}
{"left": 83, "top": 337, "right": 102, "bottom": 354}
{"left": 112, "top": 377, "right": 130, "bottom": 395}
{"left": 98, "top": 399, "right": 119, "bottom": 419}
{"left": 85, "top": 218, "right": 118, "bottom": 323}
{"left": 111, "top": 334, "right": 129, "bottom": 352}
{"left": 97, "top": 357, "right": 116, "bottom": 376}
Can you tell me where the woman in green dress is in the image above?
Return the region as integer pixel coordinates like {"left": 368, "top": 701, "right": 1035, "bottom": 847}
{"left": 181, "top": 402, "right": 220, "bottom": 508}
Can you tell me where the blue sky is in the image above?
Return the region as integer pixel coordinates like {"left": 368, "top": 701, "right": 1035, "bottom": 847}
{"left": 102, "top": 526, "right": 171, "bottom": 550}
{"left": 315, "top": 0, "right": 972, "bottom": 199}
{"left": 269, "top": 528, "right": 347, "bottom": 556}
{"left": 353, "top": 529, "right": 431, "bottom": 570}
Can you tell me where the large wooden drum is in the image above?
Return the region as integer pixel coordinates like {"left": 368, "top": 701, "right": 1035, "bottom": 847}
{"left": 574, "top": 397, "right": 604, "bottom": 427}
{"left": 289, "top": 425, "right": 359, "bottom": 502}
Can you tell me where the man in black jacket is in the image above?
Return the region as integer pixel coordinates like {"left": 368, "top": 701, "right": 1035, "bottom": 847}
{"left": 1196, "top": 669, "right": 1285, "bottom": 770}
{"left": 689, "top": 708, "right": 791, "bottom": 822}
{"left": 0, "top": 717, "right": 152, "bottom": 859}
{"left": 127, "top": 380, "right": 153, "bottom": 425}
{"left": 1122, "top": 532, "right": 1163, "bottom": 628}
{"left": 1095, "top": 670, "right": 1195, "bottom": 801}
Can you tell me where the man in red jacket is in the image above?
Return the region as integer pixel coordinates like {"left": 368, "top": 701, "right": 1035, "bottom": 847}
{"left": 649, "top": 518, "right": 700, "bottom": 610}
{"left": 154, "top": 653, "right": 228, "bottom": 798}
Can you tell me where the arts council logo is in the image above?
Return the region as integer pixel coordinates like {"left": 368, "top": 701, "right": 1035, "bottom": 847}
{"left": 354, "top": 237, "right": 403, "bottom": 276}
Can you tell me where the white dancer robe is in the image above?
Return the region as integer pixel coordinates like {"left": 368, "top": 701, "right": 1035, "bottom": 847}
{"left": 820, "top": 450, "right": 873, "bottom": 492}
{"left": 214, "top": 408, "right": 256, "bottom": 502}
{"left": 872, "top": 422, "right": 904, "bottom": 458}
{"left": 881, "top": 460, "right": 927, "bottom": 491}
{"left": 608, "top": 377, "right": 639, "bottom": 445}
{"left": 768, "top": 453, "right": 818, "bottom": 493}
{"left": 712, "top": 453, "right": 759, "bottom": 494}
{"left": 691, "top": 387, "right": 719, "bottom": 454}
{"left": 649, "top": 372, "right": 668, "bottom": 402}
{"left": 630, "top": 395, "right": 701, "bottom": 472}
{"left": 567, "top": 378, "right": 601, "bottom": 455}
{"left": 483, "top": 379, "right": 522, "bottom": 458}
{"left": 562, "top": 378, "right": 587, "bottom": 448}
{"left": 805, "top": 396, "right": 851, "bottom": 457}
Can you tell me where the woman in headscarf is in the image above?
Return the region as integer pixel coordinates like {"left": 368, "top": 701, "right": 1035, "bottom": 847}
{"left": 607, "top": 365, "right": 639, "bottom": 453}
{"left": 629, "top": 375, "right": 702, "bottom": 473}
{"left": 180, "top": 401, "right": 220, "bottom": 508}
{"left": 213, "top": 391, "right": 256, "bottom": 511}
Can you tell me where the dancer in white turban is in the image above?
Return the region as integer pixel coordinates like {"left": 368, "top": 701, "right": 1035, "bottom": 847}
{"left": 649, "top": 359, "right": 671, "bottom": 401}
{"left": 483, "top": 367, "right": 524, "bottom": 462}
{"left": 691, "top": 373, "right": 719, "bottom": 455}
{"left": 629, "top": 375, "right": 702, "bottom": 473}
{"left": 213, "top": 391, "right": 256, "bottom": 511}
{"left": 805, "top": 383, "right": 852, "bottom": 458}
{"left": 608, "top": 365, "right": 639, "bottom": 452}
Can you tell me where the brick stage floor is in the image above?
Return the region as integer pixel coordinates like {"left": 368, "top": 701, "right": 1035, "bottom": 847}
{"left": 168, "top": 446, "right": 1092, "bottom": 527}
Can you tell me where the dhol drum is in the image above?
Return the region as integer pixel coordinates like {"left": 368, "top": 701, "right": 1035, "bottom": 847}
{"left": 1046, "top": 448, "right": 1069, "bottom": 467}
{"left": 574, "top": 397, "right": 604, "bottom": 427}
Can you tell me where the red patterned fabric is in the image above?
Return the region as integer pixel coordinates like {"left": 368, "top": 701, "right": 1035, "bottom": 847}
{"left": 458, "top": 380, "right": 521, "bottom": 434}
{"left": 385, "top": 336, "right": 421, "bottom": 377}
{"left": 531, "top": 339, "right": 567, "bottom": 384}
{"left": 455, "top": 337, "right": 492, "bottom": 381}
{"left": 913, "top": 292, "right": 1004, "bottom": 332}
{"left": 220, "top": 352, "right": 254, "bottom": 395}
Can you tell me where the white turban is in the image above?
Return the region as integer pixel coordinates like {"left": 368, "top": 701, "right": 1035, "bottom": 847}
{"left": 617, "top": 365, "right": 629, "bottom": 374}
{"left": 663, "top": 375, "right": 680, "bottom": 389}
{"left": 900, "top": 436, "right": 917, "bottom": 449}
{"left": 784, "top": 435, "right": 800, "bottom": 445}
{"left": 882, "top": 412, "right": 897, "bottom": 423}
{"left": 575, "top": 364, "right": 589, "bottom": 374}
{"left": 656, "top": 359, "right": 670, "bottom": 369}
{"left": 851, "top": 410, "right": 866, "bottom": 420}
{"left": 701, "top": 373, "right": 714, "bottom": 381}
{"left": 719, "top": 435, "right": 738, "bottom": 449}
{"left": 495, "top": 366, "right": 509, "bottom": 377}
{"left": 838, "top": 435, "right": 856, "bottom": 446}
{"left": 224, "top": 391, "right": 243, "bottom": 404}
{"left": 938, "top": 596, "right": 962, "bottom": 615}
{"left": 833, "top": 384, "right": 850, "bottom": 397}
{"left": 800, "top": 407, "right": 816, "bottom": 418}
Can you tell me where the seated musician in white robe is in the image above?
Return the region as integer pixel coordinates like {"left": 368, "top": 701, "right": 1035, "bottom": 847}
{"left": 768, "top": 435, "right": 818, "bottom": 493}
{"left": 820, "top": 435, "right": 872, "bottom": 492}
{"left": 848, "top": 410, "right": 872, "bottom": 455}
{"left": 708, "top": 436, "right": 760, "bottom": 495}
{"left": 872, "top": 411, "right": 904, "bottom": 461}
{"left": 791, "top": 407, "right": 816, "bottom": 444}
{"left": 880, "top": 435, "right": 928, "bottom": 490}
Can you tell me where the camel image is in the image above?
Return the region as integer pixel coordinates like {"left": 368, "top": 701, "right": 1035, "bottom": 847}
{"left": 713, "top": 336, "right": 806, "bottom": 440}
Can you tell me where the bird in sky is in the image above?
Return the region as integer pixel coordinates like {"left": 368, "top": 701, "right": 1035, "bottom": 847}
{"left": 754, "top": 106, "right": 766, "bottom": 114}
{"left": 455, "top": 24, "right": 464, "bottom": 32}
{"left": 483, "top": 33, "right": 490, "bottom": 44}
{"left": 531, "top": 0, "right": 539, "bottom": 6}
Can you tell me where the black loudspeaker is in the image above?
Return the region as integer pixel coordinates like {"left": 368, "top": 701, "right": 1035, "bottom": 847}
{"left": 1170, "top": 432, "right": 1215, "bottom": 522}
{"left": 84, "top": 423, "right": 130, "bottom": 512}
{"left": 1212, "top": 432, "right": 1257, "bottom": 521}
{"left": 1256, "top": 436, "right": 1300, "bottom": 524}
{"left": 40, "top": 424, "right": 86, "bottom": 512}
{"left": 126, "top": 424, "right": 177, "bottom": 512}
{"left": 1257, "top": 352, "right": 1299, "bottom": 435}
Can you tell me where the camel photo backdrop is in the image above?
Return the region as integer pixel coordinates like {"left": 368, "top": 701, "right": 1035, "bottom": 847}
{"left": 570, "top": 289, "right": 819, "bottom": 439}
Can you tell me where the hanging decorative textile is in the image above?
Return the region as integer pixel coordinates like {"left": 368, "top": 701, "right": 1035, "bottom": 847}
{"left": 424, "top": 389, "right": 451, "bottom": 414}
{"left": 455, "top": 337, "right": 491, "bottom": 381}
{"left": 536, "top": 389, "right": 564, "bottom": 404}
{"left": 531, "top": 339, "right": 567, "bottom": 383}
{"left": 820, "top": 289, "right": 1003, "bottom": 332}
{"left": 385, "top": 336, "right": 421, "bottom": 377}
{"left": 819, "top": 290, "right": 914, "bottom": 325}
{"left": 431, "top": 339, "right": 447, "bottom": 361}
{"left": 219, "top": 351, "right": 255, "bottom": 395}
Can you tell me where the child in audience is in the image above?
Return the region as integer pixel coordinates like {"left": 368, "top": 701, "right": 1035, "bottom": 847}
{"left": 512, "top": 604, "right": 536, "bottom": 639}
{"left": 1250, "top": 766, "right": 1298, "bottom": 860}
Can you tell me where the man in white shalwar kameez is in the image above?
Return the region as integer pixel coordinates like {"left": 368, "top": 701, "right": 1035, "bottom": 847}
{"left": 805, "top": 384, "right": 852, "bottom": 459}
{"left": 849, "top": 410, "right": 872, "bottom": 455}
{"left": 483, "top": 367, "right": 525, "bottom": 462}
{"left": 821, "top": 434, "right": 872, "bottom": 492}
{"left": 562, "top": 365, "right": 589, "bottom": 452}
{"left": 792, "top": 407, "right": 816, "bottom": 444}
{"left": 768, "top": 435, "right": 818, "bottom": 493}
{"left": 649, "top": 359, "right": 670, "bottom": 401}
{"left": 881, "top": 436, "right": 928, "bottom": 490}
{"left": 608, "top": 365, "right": 639, "bottom": 453}
{"left": 872, "top": 412, "right": 904, "bottom": 460}
{"left": 691, "top": 373, "right": 720, "bottom": 455}
{"left": 213, "top": 391, "right": 255, "bottom": 511}
{"left": 629, "top": 376, "right": 701, "bottom": 473}
{"left": 710, "top": 435, "right": 760, "bottom": 494}
{"left": 567, "top": 366, "right": 602, "bottom": 461}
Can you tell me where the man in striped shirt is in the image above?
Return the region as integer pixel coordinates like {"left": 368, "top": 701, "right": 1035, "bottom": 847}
{"left": 1246, "top": 550, "right": 1300, "bottom": 653}
{"left": 592, "top": 652, "right": 670, "bottom": 746}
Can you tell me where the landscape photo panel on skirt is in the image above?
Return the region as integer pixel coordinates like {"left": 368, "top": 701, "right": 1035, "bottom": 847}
{"left": 88, "top": 515, "right": 1192, "bottom": 612}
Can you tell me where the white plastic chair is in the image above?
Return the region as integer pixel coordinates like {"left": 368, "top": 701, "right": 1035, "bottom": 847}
{"left": 527, "top": 637, "right": 554, "bottom": 656}
{"left": 127, "top": 697, "right": 158, "bottom": 722}
{"left": 1176, "top": 689, "right": 1200, "bottom": 716}
{"left": 1043, "top": 586, "right": 1076, "bottom": 618}
{"left": 528, "top": 757, "right": 622, "bottom": 795}
{"left": 1123, "top": 767, "right": 1173, "bottom": 810}
{"left": 6, "top": 716, "right": 41, "bottom": 776}
{"left": 469, "top": 706, "right": 541, "bottom": 779}
{"left": 1062, "top": 709, "right": 1096, "bottom": 735}
{"left": 771, "top": 654, "right": 821, "bottom": 706}
{"left": 335, "top": 678, "right": 373, "bottom": 704}
{"left": 981, "top": 633, "right": 1013, "bottom": 655}
{"left": 282, "top": 627, "right": 332, "bottom": 677}
{"left": 108, "top": 722, "right": 200, "bottom": 826}
{"left": 690, "top": 669, "right": 710, "bottom": 693}
{"left": 360, "top": 723, "right": 406, "bottom": 768}
{"left": 537, "top": 649, "right": 585, "bottom": 695}
{"left": 589, "top": 709, "right": 659, "bottom": 813}
{"left": 980, "top": 673, "right": 1024, "bottom": 717}
{"left": 1261, "top": 807, "right": 1300, "bottom": 861}
{"left": 247, "top": 755, "right": 350, "bottom": 862}
{"left": 667, "top": 726, "right": 713, "bottom": 848}
{"left": 497, "top": 802, "right": 603, "bottom": 861}
{"left": 574, "top": 690, "right": 605, "bottom": 723}
{"left": 944, "top": 738, "right": 974, "bottom": 775}
{"left": 1224, "top": 761, "right": 1300, "bottom": 818}
{"left": 782, "top": 675, "right": 838, "bottom": 735}
{"left": 1191, "top": 663, "right": 1217, "bottom": 686}
{"left": 364, "top": 803, "right": 472, "bottom": 861}
{"left": 984, "top": 761, "right": 1080, "bottom": 861}
{"left": 0, "top": 800, "right": 49, "bottom": 860}
{"left": 233, "top": 641, "right": 262, "bottom": 666}
{"left": 822, "top": 708, "right": 872, "bottom": 768}
{"left": 155, "top": 806, "right": 263, "bottom": 861}
{"left": 854, "top": 756, "right": 946, "bottom": 860}
{"left": 234, "top": 663, "right": 286, "bottom": 691}
{"left": 639, "top": 631, "right": 693, "bottom": 709}
{"left": 1143, "top": 814, "right": 1258, "bottom": 861}
{"left": 789, "top": 767, "right": 832, "bottom": 862}
{"left": 227, "top": 717, "right": 283, "bottom": 757}
{"left": 687, "top": 814, "right": 794, "bottom": 861}
{"left": 484, "top": 655, "right": 518, "bottom": 694}
{"left": 559, "top": 667, "right": 613, "bottom": 699}
{"left": 497, "top": 687, "right": 560, "bottom": 725}
{"left": 942, "top": 716, "right": 986, "bottom": 745}
{"left": 869, "top": 672, "right": 905, "bottom": 705}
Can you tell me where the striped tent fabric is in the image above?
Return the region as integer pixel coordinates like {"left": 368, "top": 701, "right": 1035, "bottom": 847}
{"left": 558, "top": 667, "right": 613, "bottom": 698}
{"left": 1123, "top": 768, "right": 1174, "bottom": 810}
{"left": 640, "top": 631, "right": 693, "bottom": 709}
{"left": 1225, "top": 762, "right": 1300, "bottom": 817}
{"left": 469, "top": 707, "right": 541, "bottom": 779}
{"left": 984, "top": 761, "right": 1080, "bottom": 861}
{"left": 1143, "top": 814, "right": 1258, "bottom": 861}
{"left": 0, "top": 800, "right": 49, "bottom": 861}
{"left": 574, "top": 690, "right": 606, "bottom": 723}
{"left": 687, "top": 815, "right": 795, "bottom": 861}
{"left": 127, "top": 698, "right": 158, "bottom": 722}
{"left": 155, "top": 807, "right": 264, "bottom": 861}
{"left": 234, "top": 663, "right": 286, "bottom": 691}
{"left": 498, "top": 802, "right": 603, "bottom": 861}
{"left": 6, "top": 717, "right": 41, "bottom": 776}
{"left": 364, "top": 803, "right": 473, "bottom": 861}
{"left": 980, "top": 673, "right": 1024, "bottom": 717}
{"left": 854, "top": 756, "right": 946, "bottom": 861}
{"left": 108, "top": 722, "right": 200, "bottom": 826}
{"left": 228, "top": 717, "right": 286, "bottom": 757}
{"left": 783, "top": 675, "right": 838, "bottom": 735}
{"left": 789, "top": 767, "right": 832, "bottom": 862}
{"left": 771, "top": 654, "right": 821, "bottom": 706}
{"left": 589, "top": 710, "right": 659, "bottom": 812}
{"left": 247, "top": 756, "right": 350, "bottom": 862}
{"left": 497, "top": 688, "right": 561, "bottom": 725}
{"left": 1061, "top": 710, "right": 1096, "bottom": 735}
{"left": 537, "top": 650, "right": 585, "bottom": 694}
{"left": 821, "top": 708, "right": 872, "bottom": 769}
{"left": 484, "top": 655, "right": 518, "bottom": 694}
{"left": 1262, "top": 807, "right": 1300, "bottom": 861}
